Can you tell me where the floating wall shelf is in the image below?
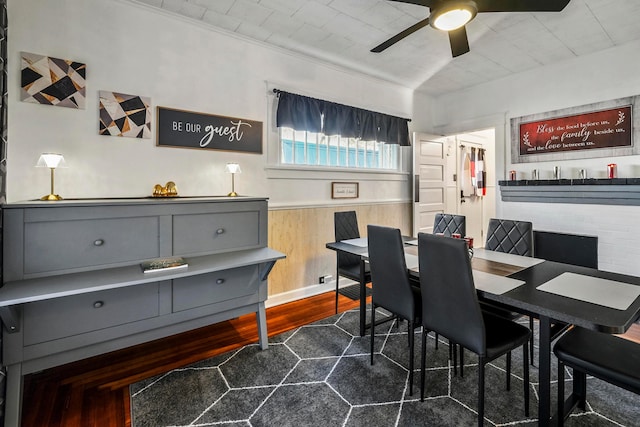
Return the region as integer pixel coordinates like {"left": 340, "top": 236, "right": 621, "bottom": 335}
{"left": 498, "top": 178, "right": 640, "bottom": 206}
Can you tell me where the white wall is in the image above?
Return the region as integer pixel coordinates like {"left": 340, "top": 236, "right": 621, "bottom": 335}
{"left": 425, "top": 40, "right": 640, "bottom": 275}
{"left": 13, "top": 0, "right": 640, "bottom": 276}
{"left": 7, "top": 0, "right": 413, "bottom": 206}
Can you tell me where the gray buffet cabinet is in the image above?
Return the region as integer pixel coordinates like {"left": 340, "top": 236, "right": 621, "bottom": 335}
{"left": 0, "top": 197, "right": 285, "bottom": 427}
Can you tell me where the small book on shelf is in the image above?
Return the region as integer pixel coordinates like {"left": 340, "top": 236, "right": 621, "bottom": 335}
{"left": 140, "top": 256, "right": 188, "bottom": 273}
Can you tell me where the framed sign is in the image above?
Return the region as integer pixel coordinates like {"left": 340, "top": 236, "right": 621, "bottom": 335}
{"left": 519, "top": 106, "right": 631, "bottom": 156}
{"left": 511, "top": 95, "right": 640, "bottom": 163}
{"left": 157, "top": 106, "right": 262, "bottom": 154}
{"left": 332, "top": 182, "right": 359, "bottom": 199}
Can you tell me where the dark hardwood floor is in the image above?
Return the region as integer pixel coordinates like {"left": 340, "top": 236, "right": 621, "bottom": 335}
{"left": 19, "top": 290, "right": 640, "bottom": 427}
{"left": 21, "top": 292, "right": 362, "bottom": 427}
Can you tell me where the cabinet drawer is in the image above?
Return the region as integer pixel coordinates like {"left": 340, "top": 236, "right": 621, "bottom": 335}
{"left": 24, "top": 216, "right": 160, "bottom": 274}
{"left": 173, "top": 210, "right": 260, "bottom": 255}
{"left": 23, "top": 283, "right": 160, "bottom": 345}
{"left": 172, "top": 265, "right": 259, "bottom": 312}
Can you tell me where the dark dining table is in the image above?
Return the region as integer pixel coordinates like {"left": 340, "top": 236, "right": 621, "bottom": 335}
{"left": 326, "top": 239, "right": 640, "bottom": 426}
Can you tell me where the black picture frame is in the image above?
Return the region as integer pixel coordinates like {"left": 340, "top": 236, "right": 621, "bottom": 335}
{"left": 157, "top": 106, "right": 262, "bottom": 154}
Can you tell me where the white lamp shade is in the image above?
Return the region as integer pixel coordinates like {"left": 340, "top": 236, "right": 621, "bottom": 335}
{"left": 225, "top": 163, "right": 241, "bottom": 174}
{"left": 36, "top": 153, "right": 66, "bottom": 168}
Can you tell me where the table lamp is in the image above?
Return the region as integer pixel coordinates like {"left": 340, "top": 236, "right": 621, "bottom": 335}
{"left": 225, "top": 163, "right": 241, "bottom": 197}
{"left": 36, "top": 153, "right": 66, "bottom": 200}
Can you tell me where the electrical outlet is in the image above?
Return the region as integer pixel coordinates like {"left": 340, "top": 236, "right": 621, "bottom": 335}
{"left": 319, "top": 274, "right": 333, "bottom": 284}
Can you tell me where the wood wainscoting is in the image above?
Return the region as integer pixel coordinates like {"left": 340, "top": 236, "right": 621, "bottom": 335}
{"left": 267, "top": 202, "right": 411, "bottom": 296}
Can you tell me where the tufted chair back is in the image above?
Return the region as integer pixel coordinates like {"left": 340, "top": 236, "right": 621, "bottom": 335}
{"left": 433, "top": 213, "right": 466, "bottom": 237}
{"left": 485, "top": 218, "right": 533, "bottom": 257}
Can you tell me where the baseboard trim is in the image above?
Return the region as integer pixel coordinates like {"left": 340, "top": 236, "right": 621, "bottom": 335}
{"left": 265, "top": 279, "right": 357, "bottom": 308}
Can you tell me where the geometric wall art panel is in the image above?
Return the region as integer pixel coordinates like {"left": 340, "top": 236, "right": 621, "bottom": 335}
{"left": 99, "top": 91, "right": 151, "bottom": 139}
{"left": 20, "top": 52, "right": 86, "bottom": 109}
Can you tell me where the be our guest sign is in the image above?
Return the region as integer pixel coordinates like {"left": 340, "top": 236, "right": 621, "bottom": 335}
{"left": 157, "top": 106, "right": 262, "bottom": 154}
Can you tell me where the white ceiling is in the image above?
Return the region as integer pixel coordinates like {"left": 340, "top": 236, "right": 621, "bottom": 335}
{"left": 131, "top": 0, "right": 640, "bottom": 96}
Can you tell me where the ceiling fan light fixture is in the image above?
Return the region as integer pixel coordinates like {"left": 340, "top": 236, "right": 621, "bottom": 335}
{"left": 431, "top": 1, "right": 477, "bottom": 31}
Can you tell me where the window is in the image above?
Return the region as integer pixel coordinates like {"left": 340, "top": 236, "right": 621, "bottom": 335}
{"left": 273, "top": 90, "right": 409, "bottom": 171}
{"left": 279, "top": 127, "right": 400, "bottom": 170}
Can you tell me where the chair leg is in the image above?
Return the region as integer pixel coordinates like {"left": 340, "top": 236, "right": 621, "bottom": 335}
{"left": 370, "top": 304, "right": 376, "bottom": 365}
{"left": 420, "top": 329, "right": 428, "bottom": 402}
{"left": 459, "top": 345, "right": 464, "bottom": 378}
{"left": 478, "top": 357, "right": 485, "bottom": 427}
{"left": 529, "top": 316, "right": 534, "bottom": 366}
{"left": 558, "top": 360, "right": 565, "bottom": 427}
{"left": 335, "top": 270, "right": 340, "bottom": 314}
{"left": 574, "top": 368, "right": 588, "bottom": 410}
{"left": 408, "top": 320, "right": 414, "bottom": 396}
{"left": 435, "top": 332, "right": 439, "bottom": 350}
{"left": 453, "top": 342, "right": 458, "bottom": 376}
{"left": 405, "top": 320, "right": 410, "bottom": 346}
{"left": 523, "top": 341, "right": 530, "bottom": 417}
{"left": 506, "top": 351, "right": 512, "bottom": 391}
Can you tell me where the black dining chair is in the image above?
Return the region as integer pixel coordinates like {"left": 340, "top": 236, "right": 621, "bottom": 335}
{"left": 485, "top": 218, "right": 533, "bottom": 256}
{"left": 533, "top": 230, "right": 598, "bottom": 269}
{"left": 533, "top": 230, "right": 599, "bottom": 346}
{"left": 483, "top": 218, "right": 535, "bottom": 363}
{"left": 433, "top": 213, "right": 466, "bottom": 237}
{"left": 432, "top": 213, "right": 466, "bottom": 353}
{"left": 554, "top": 326, "right": 640, "bottom": 425}
{"left": 368, "top": 224, "right": 422, "bottom": 396}
{"left": 334, "top": 211, "right": 371, "bottom": 313}
{"left": 418, "top": 232, "right": 531, "bottom": 426}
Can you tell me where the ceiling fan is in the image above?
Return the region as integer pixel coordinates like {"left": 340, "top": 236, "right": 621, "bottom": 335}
{"left": 371, "top": 0, "right": 571, "bottom": 57}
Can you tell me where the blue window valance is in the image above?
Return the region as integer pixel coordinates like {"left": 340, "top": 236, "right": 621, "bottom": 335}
{"left": 275, "top": 90, "right": 411, "bottom": 146}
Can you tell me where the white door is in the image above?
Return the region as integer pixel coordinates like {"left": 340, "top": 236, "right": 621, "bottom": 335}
{"left": 455, "top": 129, "right": 496, "bottom": 245}
{"left": 412, "top": 133, "right": 447, "bottom": 236}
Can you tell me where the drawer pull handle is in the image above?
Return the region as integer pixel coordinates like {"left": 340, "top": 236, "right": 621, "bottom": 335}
{"left": 216, "top": 278, "right": 225, "bottom": 285}
{"left": 93, "top": 239, "right": 105, "bottom": 246}
{"left": 93, "top": 301, "right": 105, "bottom": 309}
{"left": 216, "top": 228, "right": 225, "bottom": 235}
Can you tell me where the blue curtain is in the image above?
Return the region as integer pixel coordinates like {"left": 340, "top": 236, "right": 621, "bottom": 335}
{"left": 275, "top": 90, "right": 411, "bottom": 146}
{"left": 323, "top": 101, "right": 358, "bottom": 137}
{"left": 275, "top": 91, "right": 323, "bottom": 133}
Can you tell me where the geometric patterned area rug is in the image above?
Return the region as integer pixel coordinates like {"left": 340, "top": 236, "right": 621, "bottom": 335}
{"left": 130, "top": 306, "right": 639, "bottom": 427}
{"left": 337, "top": 283, "right": 372, "bottom": 300}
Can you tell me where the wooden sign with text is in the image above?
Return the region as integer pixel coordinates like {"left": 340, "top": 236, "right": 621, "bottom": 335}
{"left": 519, "top": 106, "right": 632, "bottom": 156}
{"left": 157, "top": 106, "right": 263, "bottom": 154}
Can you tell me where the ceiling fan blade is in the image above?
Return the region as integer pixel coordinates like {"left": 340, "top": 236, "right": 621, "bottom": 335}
{"left": 387, "top": 0, "right": 434, "bottom": 6}
{"left": 371, "top": 17, "right": 430, "bottom": 53}
{"left": 449, "top": 26, "right": 470, "bottom": 57}
{"left": 476, "top": 0, "right": 571, "bottom": 12}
